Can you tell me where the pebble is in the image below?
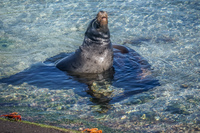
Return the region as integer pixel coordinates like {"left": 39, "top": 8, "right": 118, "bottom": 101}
{"left": 141, "top": 114, "right": 146, "bottom": 119}
{"left": 121, "top": 115, "right": 127, "bottom": 120}
{"left": 180, "top": 84, "right": 188, "bottom": 88}
{"left": 155, "top": 116, "right": 160, "bottom": 121}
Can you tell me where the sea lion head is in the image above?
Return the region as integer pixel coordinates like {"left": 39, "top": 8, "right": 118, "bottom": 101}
{"left": 96, "top": 11, "right": 108, "bottom": 33}
{"left": 97, "top": 11, "right": 108, "bottom": 27}
{"left": 84, "top": 11, "right": 110, "bottom": 42}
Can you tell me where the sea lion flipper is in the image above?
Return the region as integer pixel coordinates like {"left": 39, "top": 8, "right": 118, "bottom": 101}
{"left": 113, "top": 44, "right": 129, "bottom": 54}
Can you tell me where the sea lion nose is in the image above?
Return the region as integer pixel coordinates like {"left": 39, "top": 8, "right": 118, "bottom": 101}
{"left": 102, "top": 17, "right": 107, "bottom": 21}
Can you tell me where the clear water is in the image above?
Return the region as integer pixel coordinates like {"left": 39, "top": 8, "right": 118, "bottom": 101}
{"left": 0, "top": 0, "right": 200, "bottom": 132}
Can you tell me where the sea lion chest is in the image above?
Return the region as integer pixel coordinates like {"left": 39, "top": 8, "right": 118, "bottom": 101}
{"left": 78, "top": 44, "right": 113, "bottom": 73}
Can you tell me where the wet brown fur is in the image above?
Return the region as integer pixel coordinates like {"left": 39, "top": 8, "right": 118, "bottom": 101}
{"left": 97, "top": 11, "right": 108, "bottom": 33}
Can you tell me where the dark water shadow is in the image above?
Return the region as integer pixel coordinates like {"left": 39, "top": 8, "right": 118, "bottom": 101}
{"left": 0, "top": 46, "right": 159, "bottom": 112}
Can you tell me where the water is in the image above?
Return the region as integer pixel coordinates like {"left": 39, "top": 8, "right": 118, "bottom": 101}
{"left": 0, "top": 0, "right": 200, "bottom": 132}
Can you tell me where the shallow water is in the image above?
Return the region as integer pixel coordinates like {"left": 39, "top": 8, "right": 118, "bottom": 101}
{"left": 0, "top": 0, "right": 200, "bottom": 132}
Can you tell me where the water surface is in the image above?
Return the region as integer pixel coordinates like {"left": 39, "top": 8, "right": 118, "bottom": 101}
{"left": 0, "top": 0, "right": 200, "bottom": 132}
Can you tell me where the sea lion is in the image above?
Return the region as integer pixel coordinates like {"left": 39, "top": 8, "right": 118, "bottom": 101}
{"left": 56, "top": 11, "right": 113, "bottom": 73}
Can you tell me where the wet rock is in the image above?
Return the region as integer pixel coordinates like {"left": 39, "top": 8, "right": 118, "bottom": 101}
{"left": 155, "top": 116, "right": 160, "bottom": 121}
{"left": 180, "top": 84, "right": 189, "bottom": 88}
{"left": 141, "top": 114, "right": 146, "bottom": 120}
{"left": 121, "top": 115, "right": 127, "bottom": 120}
{"left": 165, "top": 104, "right": 190, "bottom": 115}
